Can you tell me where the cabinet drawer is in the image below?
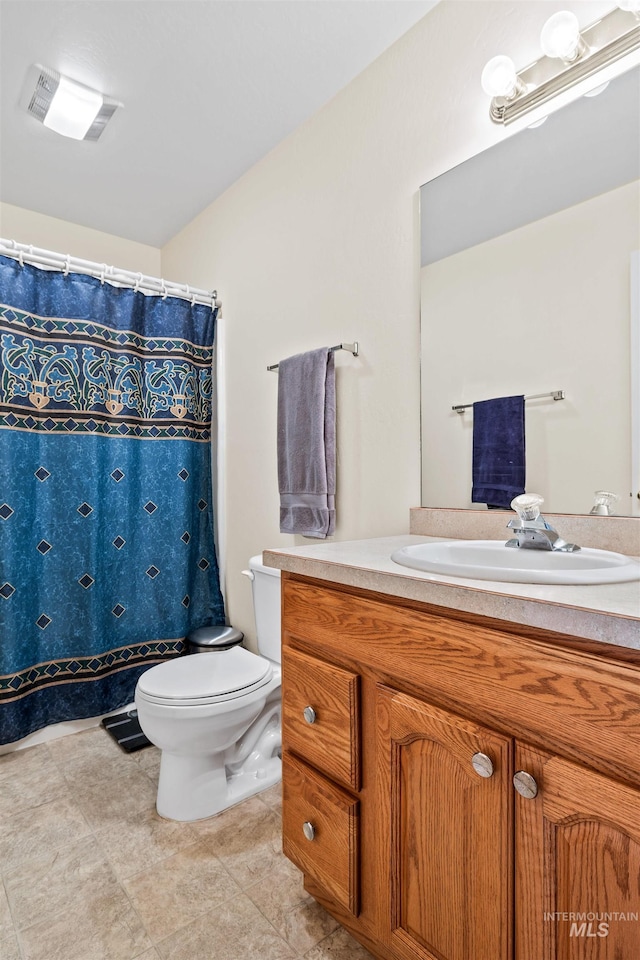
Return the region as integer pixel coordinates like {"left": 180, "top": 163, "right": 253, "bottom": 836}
{"left": 282, "top": 753, "right": 359, "bottom": 916}
{"left": 282, "top": 646, "right": 360, "bottom": 789}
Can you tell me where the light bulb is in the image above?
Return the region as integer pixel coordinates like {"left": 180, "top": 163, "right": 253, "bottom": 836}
{"left": 617, "top": 1, "right": 640, "bottom": 14}
{"left": 540, "top": 11, "right": 583, "bottom": 61}
{"left": 481, "top": 56, "right": 519, "bottom": 98}
{"left": 42, "top": 76, "right": 103, "bottom": 140}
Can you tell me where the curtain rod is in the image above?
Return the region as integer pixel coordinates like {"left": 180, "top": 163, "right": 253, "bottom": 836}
{"left": 452, "top": 389, "right": 565, "bottom": 414}
{"left": 267, "top": 341, "right": 359, "bottom": 371}
{"left": 0, "top": 238, "right": 220, "bottom": 310}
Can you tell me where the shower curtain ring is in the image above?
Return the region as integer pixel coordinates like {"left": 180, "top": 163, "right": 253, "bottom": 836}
{"left": 161, "top": 280, "right": 168, "bottom": 299}
{"left": 100, "top": 265, "right": 107, "bottom": 285}
{"left": 134, "top": 273, "right": 143, "bottom": 293}
{"left": 18, "top": 250, "right": 24, "bottom": 268}
{"left": 64, "top": 256, "right": 71, "bottom": 277}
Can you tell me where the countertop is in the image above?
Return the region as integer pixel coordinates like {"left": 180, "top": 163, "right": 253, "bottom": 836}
{"left": 263, "top": 535, "right": 640, "bottom": 651}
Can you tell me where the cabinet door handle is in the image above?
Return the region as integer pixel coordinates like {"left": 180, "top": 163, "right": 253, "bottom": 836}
{"left": 303, "top": 706, "right": 317, "bottom": 724}
{"left": 513, "top": 770, "right": 538, "bottom": 799}
{"left": 302, "top": 821, "right": 316, "bottom": 841}
{"left": 471, "top": 752, "right": 494, "bottom": 778}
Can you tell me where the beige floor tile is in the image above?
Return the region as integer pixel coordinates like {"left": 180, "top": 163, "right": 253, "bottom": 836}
{"left": 192, "top": 795, "right": 283, "bottom": 889}
{"left": 0, "top": 931, "right": 21, "bottom": 960}
{"left": 72, "top": 763, "right": 158, "bottom": 830}
{"left": 123, "top": 839, "right": 240, "bottom": 942}
{"left": 156, "top": 894, "right": 296, "bottom": 960}
{"left": 95, "top": 807, "right": 197, "bottom": 880}
{"left": 0, "top": 796, "right": 91, "bottom": 878}
{"left": 1, "top": 729, "right": 369, "bottom": 960}
{"left": 4, "top": 834, "right": 121, "bottom": 932}
{"left": 258, "top": 781, "right": 283, "bottom": 816}
{"left": 0, "top": 743, "right": 70, "bottom": 822}
{"left": 18, "top": 888, "right": 151, "bottom": 960}
{"left": 0, "top": 879, "right": 13, "bottom": 940}
{"left": 246, "top": 856, "right": 339, "bottom": 954}
{"left": 132, "top": 745, "right": 161, "bottom": 782}
{"left": 47, "top": 725, "right": 139, "bottom": 788}
{"left": 302, "top": 926, "right": 377, "bottom": 958}
{"left": 258, "top": 782, "right": 282, "bottom": 807}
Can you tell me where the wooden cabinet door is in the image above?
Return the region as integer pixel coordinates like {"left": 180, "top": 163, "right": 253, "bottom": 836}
{"left": 515, "top": 742, "right": 640, "bottom": 960}
{"left": 377, "top": 687, "right": 513, "bottom": 960}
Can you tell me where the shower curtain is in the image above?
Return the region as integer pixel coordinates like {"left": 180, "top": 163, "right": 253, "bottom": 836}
{"left": 0, "top": 255, "right": 226, "bottom": 744}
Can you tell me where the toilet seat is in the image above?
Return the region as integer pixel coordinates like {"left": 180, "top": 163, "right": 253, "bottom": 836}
{"left": 136, "top": 647, "right": 273, "bottom": 706}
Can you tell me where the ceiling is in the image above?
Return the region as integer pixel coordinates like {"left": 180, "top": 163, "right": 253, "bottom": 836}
{"left": 0, "top": 0, "right": 437, "bottom": 248}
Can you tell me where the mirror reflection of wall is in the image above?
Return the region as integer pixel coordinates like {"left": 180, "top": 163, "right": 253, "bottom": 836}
{"left": 420, "top": 66, "right": 640, "bottom": 517}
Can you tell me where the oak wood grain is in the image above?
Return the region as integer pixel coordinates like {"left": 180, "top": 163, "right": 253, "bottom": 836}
{"left": 283, "top": 578, "right": 640, "bottom": 787}
{"left": 282, "top": 752, "right": 360, "bottom": 916}
{"left": 281, "top": 570, "right": 640, "bottom": 666}
{"left": 282, "top": 646, "right": 360, "bottom": 789}
{"left": 378, "top": 687, "right": 513, "bottom": 960}
{"left": 515, "top": 742, "right": 640, "bottom": 960}
{"left": 280, "top": 575, "right": 640, "bottom": 960}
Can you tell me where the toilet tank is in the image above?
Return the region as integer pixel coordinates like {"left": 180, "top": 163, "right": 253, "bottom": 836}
{"left": 247, "top": 555, "right": 282, "bottom": 664}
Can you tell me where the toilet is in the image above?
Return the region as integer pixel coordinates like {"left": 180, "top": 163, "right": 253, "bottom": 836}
{"left": 135, "top": 555, "right": 282, "bottom": 822}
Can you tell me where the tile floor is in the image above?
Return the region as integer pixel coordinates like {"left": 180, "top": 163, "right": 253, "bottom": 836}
{"left": 0, "top": 726, "right": 375, "bottom": 960}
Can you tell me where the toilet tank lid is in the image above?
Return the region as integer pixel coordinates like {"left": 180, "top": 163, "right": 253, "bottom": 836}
{"left": 249, "top": 554, "right": 281, "bottom": 576}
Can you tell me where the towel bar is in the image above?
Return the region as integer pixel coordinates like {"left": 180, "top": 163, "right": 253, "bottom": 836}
{"left": 452, "top": 389, "right": 565, "bottom": 414}
{"left": 267, "top": 342, "right": 358, "bottom": 372}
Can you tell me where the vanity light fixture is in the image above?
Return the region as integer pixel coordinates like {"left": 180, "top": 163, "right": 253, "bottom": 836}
{"left": 481, "top": 5, "right": 640, "bottom": 124}
{"left": 21, "top": 65, "right": 121, "bottom": 141}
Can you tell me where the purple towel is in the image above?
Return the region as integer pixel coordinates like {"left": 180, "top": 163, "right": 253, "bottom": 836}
{"left": 277, "top": 348, "right": 336, "bottom": 538}
{"left": 471, "top": 395, "right": 525, "bottom": 509}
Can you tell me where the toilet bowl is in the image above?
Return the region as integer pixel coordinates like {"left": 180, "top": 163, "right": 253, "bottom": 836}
{"left": 135, "top": 556, "right": 282, "bottom": 822}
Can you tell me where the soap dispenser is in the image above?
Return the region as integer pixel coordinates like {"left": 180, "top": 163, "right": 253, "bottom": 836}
{"left": 589, "top": 491, "right": 619, "bottom": 516}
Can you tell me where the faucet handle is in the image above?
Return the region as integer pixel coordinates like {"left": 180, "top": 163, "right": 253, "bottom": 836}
{"left": 510, "top": 493, "right": 545, "bottom": 523}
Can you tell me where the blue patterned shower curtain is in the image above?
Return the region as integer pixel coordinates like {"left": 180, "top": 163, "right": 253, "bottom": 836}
{"left": 0, "top": 255, "right": 225, "bottom": 744}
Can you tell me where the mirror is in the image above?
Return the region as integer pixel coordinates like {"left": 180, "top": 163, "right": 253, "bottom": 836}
{"left": 420, "top": 66, "right": 640, "bottom": 517}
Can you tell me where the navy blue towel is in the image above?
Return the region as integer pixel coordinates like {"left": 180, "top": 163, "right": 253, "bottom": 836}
{"left": 471, "top": 395, "right": 525, "bottom": 509}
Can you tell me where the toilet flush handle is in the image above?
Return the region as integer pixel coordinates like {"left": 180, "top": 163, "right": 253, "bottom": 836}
{"left": 241, "top": 569, "right": 255, "bottom": 581}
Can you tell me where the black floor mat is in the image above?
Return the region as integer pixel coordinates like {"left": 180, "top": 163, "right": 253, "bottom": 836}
{"left": 101, "top": 709, "right": 151, "bottom": 752}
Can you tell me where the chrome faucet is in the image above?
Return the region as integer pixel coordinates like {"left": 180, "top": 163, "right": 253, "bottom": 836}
{"left": 505, "top": 494, "right": 580, "bottom": 552}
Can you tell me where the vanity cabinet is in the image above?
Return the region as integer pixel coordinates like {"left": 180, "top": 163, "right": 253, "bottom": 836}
{"left": 280, "top": 572, "right": 640, "bottom": 960}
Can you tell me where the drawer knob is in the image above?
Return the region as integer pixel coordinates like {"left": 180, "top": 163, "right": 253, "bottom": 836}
{"left": 303, "top": 706, "right": 317, "bottom": 725}
{"left": 302, "top": 821, "right": 316, "bottom": 841}
{"left": 471, "top": 752, "right": 494, "bottom": 778}
{"left": 513, "top": 770, "right": 538, "bottom": 799}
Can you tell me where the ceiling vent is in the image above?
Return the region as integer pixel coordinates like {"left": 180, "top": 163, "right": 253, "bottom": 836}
{"left": 21, "top": 64, "right": 121, "bottom": 141}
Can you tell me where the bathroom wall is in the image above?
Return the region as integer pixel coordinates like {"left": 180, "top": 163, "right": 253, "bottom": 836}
{"left": 0, "top": 201, "right": 161, "bottom": 274}
{"left": 161, "top": 0, "right": 614, "bottom": 645}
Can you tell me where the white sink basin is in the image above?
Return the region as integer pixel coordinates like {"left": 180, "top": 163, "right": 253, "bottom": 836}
{"left": 391, "top": 540, "right": 640, "bottom": 585}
